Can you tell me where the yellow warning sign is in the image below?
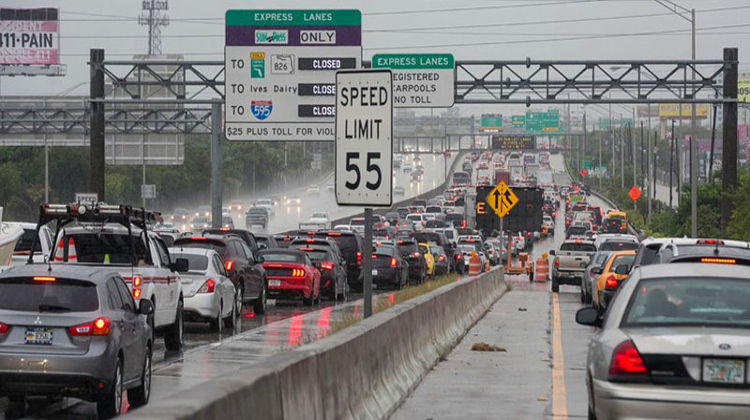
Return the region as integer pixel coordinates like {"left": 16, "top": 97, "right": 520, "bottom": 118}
{"left": 486, "top": 181, "right": 518, "bottom": 218}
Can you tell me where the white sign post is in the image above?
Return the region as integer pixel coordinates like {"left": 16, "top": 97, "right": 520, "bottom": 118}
{"left": 335, "top": 69, "right": 392, "bottom": 318}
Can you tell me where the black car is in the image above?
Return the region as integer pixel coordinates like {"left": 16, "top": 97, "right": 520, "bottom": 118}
{"left": 173, "top": 235, "right": 268, "bottom": 313}
{"left": 203, "top": 228, "right": 259, "bottom": 254}
{"left": 254, "top": 233, "right": 279, "bottom": 250}
{"left": 289, "top": 245, "right": 348, "bottom": 300}
{"left": 272, "top": 234, "right": 296, "bottom": 249}
{"left": 396, "top": 207, "right": 410, "bottom": 219}
{"left": 372, "top": 245, "right": 409, "bottom": 289}
{"left": 445, "top": 213, "right": 465, "bottom": 228}
{"left": 314, "top": 231, "right": 365, "bottom": 292}
{"left": 598, "top": 238, "right": 639, "bottom": 251}
{"left": 396, "top": 237, "right": 427, "bottom": 283}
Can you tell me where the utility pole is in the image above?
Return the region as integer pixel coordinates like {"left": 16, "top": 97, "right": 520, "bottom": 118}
{"left": 722, "top": 48, "right": 739, "bottom": 230}
{"left": 89, "top": 49, "right": 105, "bottom": 201}
{"left": 670, "top": 120, "right": 675, "bottom": 208}
{"left": 640, "top": 121, "right": 645, "bottom": 187}
{"left": 620, "top": 116, "right": 624, "bottom": 189}
{"left": 609, "top": 99, "right": 614, "bottom": 179}
{"left": 631, "top": 120, "right": 636, "bottom": 189}
{"left": 583, "top": 112, "right": 587, "bottom": 176}
{"left": 689, "top": 7, "right": 698, "bottom": 238}
{"left": 598, "top": 131, "right": 602, "bottom": 188}
{"left": 647, "top": 126, "right": 652, "bottom": 224}
{"left": 138, "top": 0, "right": 169, "bottom": 55}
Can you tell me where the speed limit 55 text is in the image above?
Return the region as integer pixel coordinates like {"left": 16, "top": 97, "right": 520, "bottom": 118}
{"left": 340, "top": 86, "right": 389, "bottom": 140}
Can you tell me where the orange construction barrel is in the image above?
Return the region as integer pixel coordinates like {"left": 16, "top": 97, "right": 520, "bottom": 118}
{"left": 534, "top": 254, "right": 549, "bottom": 282}
{"left": 468, "top": 252, "right": 482, "bottom": 276}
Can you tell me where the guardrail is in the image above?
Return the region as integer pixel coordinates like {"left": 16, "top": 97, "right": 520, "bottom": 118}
{"left": 127, "top": 267, "right": 506, "bottom": 420}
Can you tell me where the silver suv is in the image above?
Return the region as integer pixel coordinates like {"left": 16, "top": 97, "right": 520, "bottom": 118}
{"left": 0, "top": 264, "right": 154, "bottom": 419}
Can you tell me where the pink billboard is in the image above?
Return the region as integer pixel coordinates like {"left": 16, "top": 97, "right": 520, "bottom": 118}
{"left": 0, "top": 8, "right": 59, "bottom": 65}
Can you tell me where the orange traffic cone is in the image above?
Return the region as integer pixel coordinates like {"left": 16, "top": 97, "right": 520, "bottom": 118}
{"left": 53, "top": 239, "right": 64, "bottom": 262}
{"left": 67, "top": 238, "right": 77, "bottom": 262}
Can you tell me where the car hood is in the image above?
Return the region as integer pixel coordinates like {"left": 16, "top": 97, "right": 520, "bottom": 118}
{"left": 623, "top": 327, "right": 750, "bottom": 357}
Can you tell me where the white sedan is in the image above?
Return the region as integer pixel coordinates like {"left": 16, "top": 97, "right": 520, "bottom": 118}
{"left": 168, "top": 247, "right": 238, "bottom": 332}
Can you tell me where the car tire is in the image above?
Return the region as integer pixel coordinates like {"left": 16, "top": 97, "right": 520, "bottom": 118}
{"left": 6, "top": 396, "right": 26, "bottom": 418}
{"left": 303, "top": 294, "right": 314, "bottom": 306}
{"left": 209, "top": 301, "right": 222, "bottom": 333}
{"left": 129, "top": 346, "right": 152, "bottom": 407}
{"left": 253, "top": 283, "right": 267, "bottom": 314}
{"left": 97, "top": 359, "right": 122, "bottom": 419}
{"left": 164, "top": 299, "right": 184, "bottom": 352}
{"left": 225, "top": 290, "right": 241, "bottom": 328}
{"left": 552, "top": 277, "right": 560, "bottom": 293}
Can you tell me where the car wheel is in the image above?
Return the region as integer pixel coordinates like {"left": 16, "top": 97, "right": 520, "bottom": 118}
{"left": 97, "top": 359, "right": 122, "bottom": 419}
{"left": 129, "top": 346, "right": 152, "bottom": 407}
{"left": 164, "top": 299, "right": 184, "bottom": 352}
{"left": 303, "top": 294, "right": 314, "bottom": 306}
{"left": 225, "top": 290, "right": 241, "bottom": 328}
{"left": 551, "top": 277, "right": 560, "bottom": 293}
{"left": 209, "top": 301, "right": 222, "bottom": 333}
{"left": 253, "top": 283, "right": 267, "bottom": 314}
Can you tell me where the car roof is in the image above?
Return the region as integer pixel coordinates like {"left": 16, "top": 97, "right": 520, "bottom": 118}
{"left": 0, "top": 263, "right": 120, "bottom": 283}
{"left": 636, "top": 262, "right": 750, "bottom": 279}
{"left": 258, "top": 249, "right": 306, "bottom": 257}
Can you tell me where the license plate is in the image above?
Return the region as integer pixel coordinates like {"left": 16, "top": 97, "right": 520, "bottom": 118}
{"left": 25, "top": 327, "right": 53, "bottom": 345}
{"left": 703, "top": 358, "right": 745, "bottom": 384}
{"left": 372, "top": 269, "right": 378, "bottom": 276}
{"left": 268, "top": 279, "right": 281, "bottom": 287}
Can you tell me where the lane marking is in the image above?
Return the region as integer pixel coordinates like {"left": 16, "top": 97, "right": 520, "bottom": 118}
{"left": 552, "top": 292, "right": 569, "bottom": 419}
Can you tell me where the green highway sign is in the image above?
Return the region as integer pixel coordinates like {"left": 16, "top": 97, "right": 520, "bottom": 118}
{"left": 372, "top": 53, "right": 454, "bottom": 107}
{"left": 511, "top": 115, "right": 525, "bottom": 127}
{"left": 598, "top": 117, "right": 634, "bottom": 130}
{"left": 525, "top": 109, "right": 559, "bottom": 134}
{"left": 480, "top": 114, "right": 503, "bottom": 132}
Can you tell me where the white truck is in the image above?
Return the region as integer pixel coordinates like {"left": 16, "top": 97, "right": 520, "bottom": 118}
{"left": 37, "top": 203, "right": 188, "bottom": 351}
{"left": 549, "top": 239, "right": 597, "bottom": 293}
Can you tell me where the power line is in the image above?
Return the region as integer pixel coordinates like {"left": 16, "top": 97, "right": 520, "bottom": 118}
{"left": 364, "top": 0, "right": 597, "bottom": 16}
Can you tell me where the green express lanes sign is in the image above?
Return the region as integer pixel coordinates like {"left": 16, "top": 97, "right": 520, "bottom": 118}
{"left": 491, "top": 135, "right": 535, "bottom": 150}
{"left": 511, "top": 115, "right": 525, "bottom": 127}
{"left": 525, "top": 109, "right": 559, "bottom": 134}
{"left": 480, "top": 114, "right": 503, "bottom": 132}
{"left": 371, "top": 53, "right": 454, "bottom": 107}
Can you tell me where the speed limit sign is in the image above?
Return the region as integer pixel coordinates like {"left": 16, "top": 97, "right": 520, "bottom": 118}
{"left": 335, "top": 69, "right": 393, "bottom": 207}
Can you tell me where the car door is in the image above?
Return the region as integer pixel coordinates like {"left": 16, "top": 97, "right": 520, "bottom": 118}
{"left": 153, "top": 236, "right": 178, "bottom": 325}
{"left": 237, "top": 240, "right": 263, "bottom": 297}
{"left": 107, "top": 277, "right": 139, "bottom": 381}
{"left": 213, "top": 254, "right": 234, "bottom": 316}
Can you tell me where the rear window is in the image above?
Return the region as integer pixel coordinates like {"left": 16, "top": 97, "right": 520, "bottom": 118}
{"left": 318, "top": 234, "right": 359, "bottom": 262}
{"left": 350, "top": 219, "right": 365, "bottom": 226}
{"left": 174, "top": 240, "right": 226, "bottom": 256}
{"left": 247, "top": 208, "right": 267, "bottom": 215}
{"left": 170, "top": 253, "right": 209, "bottom": 272}
{"left": 297, "top": 250, "right": 329, "bottom": 262}
{"left": 65, "top": 233, "right": 150, "bottom": 265}
{"left": 407, "top": 215, "right": 422, "bottom": 221}
{"left": 599, "top": 241, "right": 639, "bottom": 251}
{"left": 398, "top": 243, "right": 418, "bottom": 255}
{"left": 610, "top": 254, "right": 635, "bottom": 270}
{"left": 0, "top": 277, "right": 98, "bottom": 312}
{"left": 258, "top": 251, "right": 304, "bottom": 263}
{"left": 14, "top": 229, "right": 41, "bottom": 253}
{"left": 623, "top": 278, "right": 750, "bottom": 328}
{"left": 560, "top": 243, "right": 596, "bottom": 252}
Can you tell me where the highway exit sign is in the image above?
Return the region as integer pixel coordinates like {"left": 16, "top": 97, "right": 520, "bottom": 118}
{"left": 224, "top": 9, "right": 362, "bottom": 141}
{"left": 371, "top": 53, "right": 454, "bottom": 108}
{"left": 486, "top": 181, "right": 518, "bottom": 218}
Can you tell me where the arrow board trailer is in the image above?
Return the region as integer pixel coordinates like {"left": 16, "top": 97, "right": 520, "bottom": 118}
{"left": 335, "top": 69, "right": 393, "bottom": 207}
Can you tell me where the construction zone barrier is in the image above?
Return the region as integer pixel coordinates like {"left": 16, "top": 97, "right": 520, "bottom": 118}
{"left": 534, "top": 254, "right": 549, "bottom": 282}
{"left": 468, "top": 252, "right": 482, "bottom": 276}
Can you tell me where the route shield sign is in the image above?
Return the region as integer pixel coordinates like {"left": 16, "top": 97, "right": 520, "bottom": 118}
{"left": 486, "top": 181, "right": 518, "bottom": 218}
{"left": 335, "top": 69, "right": 393, "bottom": 207}
{"left": 371, "top": 53, "right": 454, "bottom": 107}
{"left": 225, "top": 10, "right": 362, "bottom": 141}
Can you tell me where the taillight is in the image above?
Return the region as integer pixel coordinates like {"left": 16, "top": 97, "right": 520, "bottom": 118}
{"left": 292, "top": 268, "right": 306, "bottom": 277}
{"left": 605, "top": 276, "right": 619, "bottom": 290}
{"left": 390, "top": 257, "right": 397, "bottom": 267}
{"left": 412, "top": 252, "right": 420, "bottom": 258}
{"left": 197, "top": 279, "right": 216, "bottom": 294}
{"left": 225, "top": 260, "right": 234, "bottom": 272}
{"left": 132, "top": 276, "right": 142, "bottom": 288}
{"left": 554, "top": 257, "right": 559, "bottom": 267}
{"left": 609, "top": 340, "right": 647, "bottom": 377}
{"left": 320, "top": 262, "right": 334, "bottom": 270}
{"left": 0, "top": 322, "right": 8, "bottom": 334}
{"left": 438, "top": 255, "right": 446, "bottom": 262}
{"left": 33, "top": 276, "right": 56, "bottom": 282}
{"left": 701, "top": 257, "right": 736, "bottom": 265}
{"left": 69, "top": 317, "right": 110, "bottom": 337}
{"left": 133, "top": 288, "right": 142, "bottom": 299}
{"left": 356, "top": 252, "right": 362, "bottom": 265}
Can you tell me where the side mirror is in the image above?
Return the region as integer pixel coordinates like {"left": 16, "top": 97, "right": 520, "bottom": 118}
{"left": 255, "top": 255, "right": 264, "bottom": 264}
{"left": 549, "top": 250, "right": 556, "bottom": 256}
{"left": 139, "top": 299, "right": 154, "bottom": 315}
{"left": 614, "top": 264, "right": 630, "bottom": 275}
{"left": 575, "top": 307, "right": 601, "bottom": 327}
{"left": 591, "top": 267, "right": 603, "bottom": 275}
{"left": 170, "top": 258, "right": 189, "bottom": 273}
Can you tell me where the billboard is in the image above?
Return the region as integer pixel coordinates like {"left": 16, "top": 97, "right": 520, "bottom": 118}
{"left": 657, "top": 103, "right": 709, "bottom": 118}
{"left": 0, "top": 8, "right": 59, "bottom": 65}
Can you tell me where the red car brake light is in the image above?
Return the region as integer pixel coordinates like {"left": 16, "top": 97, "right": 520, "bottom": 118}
{"left": 356, "top": 251, "right": 362, "bottom": 265}
{"left": 701, "top": 257, "right": 735, "bottom": 264}
{"left": 225, "top": 260, "right": 234, "bottom": 272}
{"left": 320, "top": 262, "right": 334, "bottom": 270}
{"left": 0, "top": 322, "right": 8, "bottom": 334}
{"left": 33, "top": 276, "right": 56, "bottom": 282}
{"left": 609, "top": 340, "right": 647, "bottom": 377}
{"left": 69, "top": 317, "right": 110, "bottom": 337}
{"left": 554, "top": 257, "right": 559, "bottom": 267}
{"left": 292, "top": 268, "right": 306, "bottom": 277}
{"left": 197, "top": 279, "right": 216, "bottom": 294}
{"left": 604, "top": 276, "right": 619, "bottom": 290}
{"left": 390, "top": 257, "right": 397, "bottom": 267}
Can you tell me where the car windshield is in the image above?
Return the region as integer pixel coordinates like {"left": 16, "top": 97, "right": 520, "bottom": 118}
{"left": 174, "top": 239, "right": 226, "bottom": 256}
{"left": 623, "top": 277, "right": 750, "bottom": 328}
{"left": 62, "top": 232, "right": 151, "bottom": 265}
{"left": 13, "top": 229, "right": 41, "bottom": 253}
{"left": 0, "top": 277, "right": 98, "bottom": 312}
{"left": 170, "top": 253, "right": 209, "bottom": 272}
{"left": 610, "top": 254, "right": 635, "bottom": 271}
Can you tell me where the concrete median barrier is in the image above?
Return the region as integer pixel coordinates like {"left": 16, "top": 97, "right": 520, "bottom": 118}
{"left": 126, "top": 268, "right": 506, "bottom": 420}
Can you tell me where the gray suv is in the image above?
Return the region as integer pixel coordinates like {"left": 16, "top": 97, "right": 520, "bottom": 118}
{"left": 0, "top": 265, "right": 154, "bottom": 419}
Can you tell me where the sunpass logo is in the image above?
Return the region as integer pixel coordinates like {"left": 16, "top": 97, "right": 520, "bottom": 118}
{"left": 255, "top": 30, "right": 288, "bottom": 44}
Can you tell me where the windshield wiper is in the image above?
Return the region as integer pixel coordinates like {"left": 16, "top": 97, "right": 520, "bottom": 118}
{"left": 38, "top": 304, "right": 71, "bottom": 312}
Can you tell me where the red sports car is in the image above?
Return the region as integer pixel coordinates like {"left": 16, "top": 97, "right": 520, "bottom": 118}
{"left": 258, "top": 249, "right": 320, "bottom": 306}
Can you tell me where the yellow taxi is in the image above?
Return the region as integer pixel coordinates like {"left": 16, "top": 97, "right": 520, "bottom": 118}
{"left": 418, "top": 242, "right": 435, "bottom": 277}
{"left": 593, "top": 250, "right": 636, "bottom": 314}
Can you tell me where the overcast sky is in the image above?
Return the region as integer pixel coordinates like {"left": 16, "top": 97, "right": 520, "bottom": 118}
{"left": 2, "top": 0, "right": 749, "bottom": 119}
